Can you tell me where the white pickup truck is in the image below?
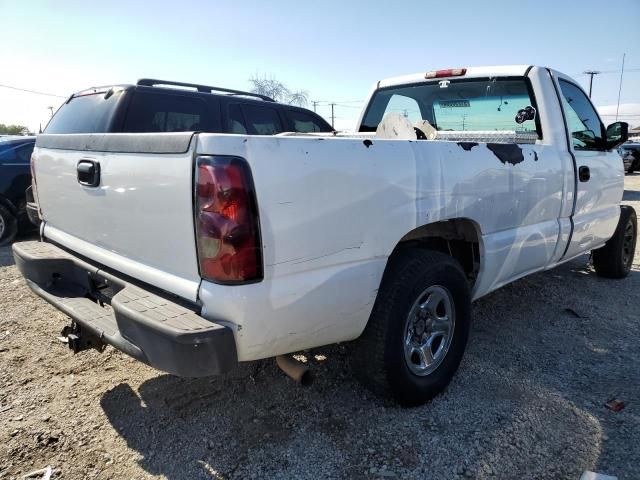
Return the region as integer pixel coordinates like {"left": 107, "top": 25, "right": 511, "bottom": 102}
{"left": 13, "top": 65, "right": 636, "bottom": 405}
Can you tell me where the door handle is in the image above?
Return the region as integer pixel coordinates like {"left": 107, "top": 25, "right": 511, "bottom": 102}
{"left": 77, "top": 160, "right": 100, "bottom": 187}
{"left": 578, "top": 165, "right": 590, "bottom": 182}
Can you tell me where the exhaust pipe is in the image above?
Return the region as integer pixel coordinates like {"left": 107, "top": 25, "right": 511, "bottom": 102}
{"left": 276, "top": 355, "right": 312, "bottom": 385}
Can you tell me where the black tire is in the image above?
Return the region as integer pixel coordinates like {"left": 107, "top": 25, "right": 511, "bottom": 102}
{"left": 352, "top": 250, "right": 471, "bottom": 406}
{"left": 0, "top": 204, "right": 18, "bottom": 247}
{"left": 592, "top": 206, "right": 637, "bottom": 279}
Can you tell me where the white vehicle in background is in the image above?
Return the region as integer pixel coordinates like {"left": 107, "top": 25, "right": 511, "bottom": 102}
{"left": 13, "top": 65, "right": 636, "bottom": 405}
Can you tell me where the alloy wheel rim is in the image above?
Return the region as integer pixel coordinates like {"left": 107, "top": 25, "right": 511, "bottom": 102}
{"left": 622, "top": 220, "right": 635, "bottom": 266}
{"left": 0, "top": 214, "right": 5, "bottom": 238}
{"left": 403, "top": 285, "right": 455, "bottom": 376}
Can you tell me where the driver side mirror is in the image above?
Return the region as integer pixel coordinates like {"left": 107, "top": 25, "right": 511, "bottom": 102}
{"left": 604, "top": 122, "right": 629, "bottom": 150}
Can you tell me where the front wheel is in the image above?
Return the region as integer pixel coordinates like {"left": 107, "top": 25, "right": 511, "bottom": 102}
{"left": 592, "top": 205, "right": 637, "bottom": 279}
{"left": 352, "top": 250, "right": 471, "bottom": 406}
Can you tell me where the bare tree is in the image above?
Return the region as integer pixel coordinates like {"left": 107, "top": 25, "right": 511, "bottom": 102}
{"left": 288, "top": 90, "right": 310, "bottom": 107}
{"left": 249, "top": 74, "right": 309, "bottom": 107}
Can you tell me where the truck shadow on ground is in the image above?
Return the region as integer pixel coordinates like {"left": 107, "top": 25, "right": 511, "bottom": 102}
{"left": 99, "top": 257, "right": 639, "bottom": 480}
{"left": 0, "top": 233, "right": 38, "bottom": 267}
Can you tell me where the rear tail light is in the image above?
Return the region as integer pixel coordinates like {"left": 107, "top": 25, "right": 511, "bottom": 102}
{"left": 425, "top": 68, "right": 467, "bottom": 79}
{"left": 195, "top": 156, "right": 262, "bottom": 283}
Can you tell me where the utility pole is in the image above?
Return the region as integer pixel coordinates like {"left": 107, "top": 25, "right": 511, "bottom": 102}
{"left": 461, "top": 114, "right": 467, "bottom": 131}
{"left": 615, "top": 53, "right": 626, "bottom": 122}
{"left": 312, "top": 101, "right": 319, "bottom": 112}
{"left": 330, "top": 103, "right": 335, "bottom": 128}
{"left": 583, "top": 71, "right": 601, "bottom": 98}
{"left": 47, "top": 106, "right": 55, "bottom": 117}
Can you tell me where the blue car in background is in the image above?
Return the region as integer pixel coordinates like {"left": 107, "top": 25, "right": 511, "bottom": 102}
{"left": 0, "top": 136, "right": 37, "bottom": 245}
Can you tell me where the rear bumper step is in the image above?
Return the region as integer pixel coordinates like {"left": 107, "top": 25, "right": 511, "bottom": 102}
{"left": 12, "top": 240, "right": 237, "bottom": 377}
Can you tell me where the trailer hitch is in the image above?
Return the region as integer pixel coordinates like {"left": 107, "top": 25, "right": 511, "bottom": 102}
{"left": 59, "top": 322, "right": 106, "bottom": 354}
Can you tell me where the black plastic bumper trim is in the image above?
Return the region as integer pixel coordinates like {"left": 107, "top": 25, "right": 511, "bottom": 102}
{"left": 12, "top": 240, "right": 237, "bottom": 377}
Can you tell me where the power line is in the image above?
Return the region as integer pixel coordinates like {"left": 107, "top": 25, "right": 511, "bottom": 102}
{"left": 0, "top": 83, "right": 67, "bottom": 99}
{"left": 593, "top": 67, "right": 639, "bottom": 74}
{"left": 333, "top": 103, "right": 362, "bottom": 109}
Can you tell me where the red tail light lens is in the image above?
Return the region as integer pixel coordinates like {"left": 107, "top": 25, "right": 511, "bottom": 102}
{"left": 195, "top": 156, "right": 262, "bottom": 283}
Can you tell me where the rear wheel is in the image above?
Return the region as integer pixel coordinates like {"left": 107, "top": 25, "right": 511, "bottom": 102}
{"left": 352, "top": 250, "right": 471, "bottom": 406}
{"left": 0, "top": 204, "right": 18, "bottom": 247}
{"left": 592, "top": 206, "right": 637, "bottom": 278}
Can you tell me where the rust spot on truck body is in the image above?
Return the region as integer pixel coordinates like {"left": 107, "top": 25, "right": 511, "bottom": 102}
{"left": 486, "top": 143, "right": 524, "bottom": 166}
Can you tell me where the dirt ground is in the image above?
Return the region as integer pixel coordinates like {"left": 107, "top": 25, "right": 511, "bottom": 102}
{"left": 1, "top": 176, "right": 639, "bottom": 480}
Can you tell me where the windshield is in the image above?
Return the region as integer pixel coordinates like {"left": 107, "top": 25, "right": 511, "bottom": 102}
{"left": 360, "top": 77, "right": 540, "bottom": 136}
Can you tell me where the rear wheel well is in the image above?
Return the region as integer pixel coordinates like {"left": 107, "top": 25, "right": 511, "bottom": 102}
{"left": 390, "top": 219, "right": 481, "bottom": 287}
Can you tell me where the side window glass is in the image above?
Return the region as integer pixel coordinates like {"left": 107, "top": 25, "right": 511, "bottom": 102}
{"left": 241, "top": 105, "right": 283, "bottom": 135}
{"left": 287, "top": 110, "right": 329, "bottom": 133}
{"left": 227, "top": 104, "right": 248, "bottom": 134}
{"left": 123, "top": 92, "right": 207, "bottom": 132}
{"left": 558, "top": 80, "right": 603, "bottom": 150}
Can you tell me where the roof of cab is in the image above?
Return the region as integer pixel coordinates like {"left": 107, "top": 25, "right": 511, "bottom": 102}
{"left": 69, "top": 82, "right": 311, "bottom": 111}
{"left": 377, "top": 65, "right": 532, "bottom": 89}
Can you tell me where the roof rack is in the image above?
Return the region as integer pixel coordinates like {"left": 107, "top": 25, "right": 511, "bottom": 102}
{"left": 136, "top": 78, "right": 275, "bottom": 102}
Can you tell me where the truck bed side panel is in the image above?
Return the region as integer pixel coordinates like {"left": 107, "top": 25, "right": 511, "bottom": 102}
{"left": 195, "top": 134, "right": 564, "bottom": 360}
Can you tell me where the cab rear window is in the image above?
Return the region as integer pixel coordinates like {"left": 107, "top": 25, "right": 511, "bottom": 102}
{"left": 360, "top": 77, "right": 541, "bottom": 137}
{"left": 45, "top": 91, "right": 123, "bottom": 134}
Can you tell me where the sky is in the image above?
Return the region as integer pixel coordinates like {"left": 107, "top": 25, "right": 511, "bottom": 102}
{"left": 1, "top": 0, "right": 639, "bottom": 132}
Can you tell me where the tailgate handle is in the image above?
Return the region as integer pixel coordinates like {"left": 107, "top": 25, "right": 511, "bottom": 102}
{"left": 77, "top": 160, "right": 100, "bottom": 187}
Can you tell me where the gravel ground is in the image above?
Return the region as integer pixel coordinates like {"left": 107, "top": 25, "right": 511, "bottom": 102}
{"left": 1, "top": 175, "right": 639, "bottom": 480}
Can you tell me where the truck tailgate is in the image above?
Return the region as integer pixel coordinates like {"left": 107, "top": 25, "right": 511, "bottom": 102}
{"left": 33, "top": 133, "right": 200, "bottom": 301}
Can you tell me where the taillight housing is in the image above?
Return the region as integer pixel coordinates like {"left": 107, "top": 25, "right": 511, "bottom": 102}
{"left": 195, "top": 156, "right": 263, "bottom": 284}
{"left": 425, "top": 68, "right": 467, "bottom": 79}
{"left": 30, "top": 153, "right": 42, "bottom": 218}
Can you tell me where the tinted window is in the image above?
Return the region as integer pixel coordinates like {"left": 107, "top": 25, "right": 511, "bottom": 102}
{"left": 558, "top": 80, "right": 604, "bottom": 150}
{"left": 286, "top": 110, "right": 332, "bottom": 133}
{"left": 123, "top": 92, "right": 208, "bottom": 132}
{"left": 241, "top": 105, "right": 283, "bottom": 135}
{"left": 227, "top": 104, "right": 248, "bottom": 134}
{"left": 361, "top": 78, "right": 540, "bottom": 137}
{"left": 45, "top": 91, "right": 123, "bottom": 134}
